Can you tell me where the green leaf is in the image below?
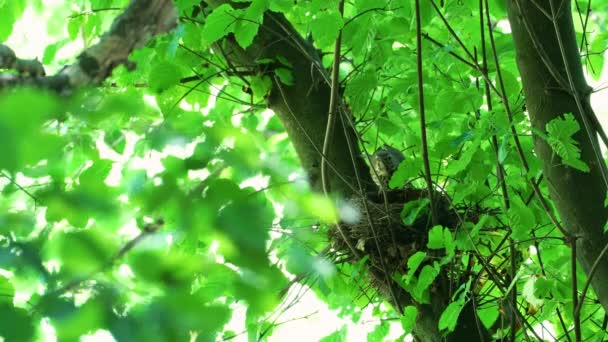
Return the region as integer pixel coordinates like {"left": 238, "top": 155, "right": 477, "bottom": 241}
{"left": 43, "top": 39, "right": 69, "bottom": 64}
{"left": 0, "top": 212, "right": 36, "bottom": 237}
{"left": 497, "top": 133, "right": 510, "bottom": 164}
{"left": 250, "top": 75, "right": 272, "bottom": 99}
{"left": 499, "top": 69, "right": 521, "bottom": 97}
{"left": 51, "top": 229, "right": 116, "bottom": 275}
{"left": 389, "top": 157, "right": 420, "bottom": 188}
{"left": 445, "top": 140, "right": 480, "bottom": 176}
{"left": 47, "top": 297, "right": 105, "bottom": 341}
{"left": 104, "top": 129, "right": 126, "bottom": 154}
{"left": 533, "top": 277, "right": 553, "bottom": 299}
{"left": 275, "top": 67, "right": 294, "bottom": 86}
{"left": 0, "top": 89, "right": 62, "bottom": 172}
{"left": 401, "top": 198, "right": 430, "bottom": 225}
{"left": 405, "top": 263, "right": 440, "bottom": 303}
{"left": 438, "top": 299, "right": 465, "bottom": 332}
{"left": 217, "top": 193, "right": 274, "bottom": 268}
{"left": 400, "top": 306, "right": 418, "bottom": 334}
{"left": 477, "top": 305, "right": 500, "bottom": 329}
{"left": 201, "top": 4, "right": 236, "bottom": 45}
{"left": 442, "top": 228, "right": 455, "bottom": 264}
{"left": 269, "top": 0, "right": 293, "bottom": 12}
{"left": 0, "top": 303, "right": 35, "bottom": 341}
{"left": 311, "top": 11, "right": 344, "bottom": 48}
{"left": 0, "top": 0, "right": 26, "bottom": 41}
{"left": 303, "top": 195, "right": 337, "bottom": 223}
{"left": 0, "top": 276, "right": 14, "bottom": 304}
{"left": 417, "top": 264, "right": 439, "bottom": 293}
{"left": 367, "top": 321, "right": 389, "bottom": 341}
{"left": 508, "top": 196, "right": 536, "bottom": 241}
{"left": 403, "top": 251, "right": 426, "bottom": 285}
{"left": 523, "top": 276, "right": 544, "bottom": 308}
{"left": 434, "top": 88, "right": 482, "bottom": 115}
{"left": 427, "top": 225, "right": 445, "bottom": 249}
{"left": 149, "top": 60, "right": 183, "bottom": 93}
{"left": 234, "top": 0, "right": 268, "bottom": 48}
{"left": 130, "top": 250, "right": 204, "bottom": 287}
{"left": 67, "top": 15, "right": 83, "bottom": 40}
{"left": 589, "top": 31, "right": 608, "bottom": 80}
{"left": 320, "top": 326, "right": 347, "bottom": 342}
{"left": 543, "top": 113, "right": 589, "bottom": 172}
{"left": 176, "top": 0, "right": 201, "bottom": 12}
{"left": 414, "top": 0, "right": 433, "bottom": 28}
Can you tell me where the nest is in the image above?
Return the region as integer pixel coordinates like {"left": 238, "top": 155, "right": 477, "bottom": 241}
{"left": 328, "top": 187, "right": 458, "bottom": 303}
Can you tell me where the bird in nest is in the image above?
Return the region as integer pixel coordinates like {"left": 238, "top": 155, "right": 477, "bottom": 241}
{"left": 370, "top": 145, "right": 405, "bottom": 190}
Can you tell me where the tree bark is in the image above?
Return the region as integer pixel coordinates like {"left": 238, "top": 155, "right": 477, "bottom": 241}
{"left": 506, "top": 0, "right": 608, "bottom": 311}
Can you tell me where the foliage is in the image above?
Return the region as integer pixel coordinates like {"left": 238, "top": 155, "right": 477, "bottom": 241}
{"left": 0, "top": 0, "right": 607, "bottom": 341}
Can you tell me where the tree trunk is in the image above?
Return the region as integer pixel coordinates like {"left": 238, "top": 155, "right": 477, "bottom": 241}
{"left": 506, "top": 0, "right": 608, "bottom": 311}
{"left": 207, "top": 4, "right": 491, "bottom": 340}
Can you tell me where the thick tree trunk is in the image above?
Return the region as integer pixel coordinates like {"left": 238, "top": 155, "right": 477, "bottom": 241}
{"left": 204, "top": 3, "right": 490, "bottom": 339}
{"left": 249, "top": 13, "right": 374, "bottom": 195}
{"left": 506, "top": 0, "right": 608, "bottom": 311}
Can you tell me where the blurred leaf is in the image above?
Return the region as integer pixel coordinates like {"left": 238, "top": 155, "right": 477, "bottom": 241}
{"left": 401, "top": 305, "right": 418, "bottom": 334}
{"left": 311, "top": 11, "right": 344, "bottom": 48}
{"left": 508, "top": 196, "right": 536, "bottom": 241}
{"left": 367, "top": 320, "right": 389, "bottom": 341}
{"left": 438, "top": 298, "right": 465, "bottom": 332}
{"left": 149, "top": 60, "right": 183, "bottom": 93}
{"left": 0, "top": 89, "right": 62, "bottom": 172}
{"left": 234, "top": 0, "right": 267, "bottom": 48}
{"left": 0, "top": 276, "right": 14, "bottom": 304}
{"left": 275, "top": 67, "right": 294, "bottom": 86}
{"left": 320, "top": 326, "right": 347, "bottom": 342}
{"left": 129, "top": 250, "right": 204, "bottom": 288}
{"left": 50, "top": 229, "right": 117, "bottom": 276}
{"left": 401, "top": 198, "right": 430, "bottom": 225}
{"left": 43, "top": 39, "right": 69, "bottom": 64}
{"left": 217, "top": 192, "right": 273, "bottom": 268}
{"left": 201, "top": 4, "right": 236, "bottom": 45}
{"left": 46, "top": 297, "right": 105, "bottom": 341}
{"left": 0, "top": 303, "right": 35, "bottom": 341}
{"left": 588, "top": 31, "right": 608, "bottom": 80}
{"left": 0, "top": 0, "right": 26, "bottom": 41}
{"left": 427, "top": 225, "right": 445, "bottom": 249}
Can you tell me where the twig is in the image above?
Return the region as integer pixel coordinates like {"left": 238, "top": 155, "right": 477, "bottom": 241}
{"left": 41, "top": 220, "right": 162, "bottom": 300}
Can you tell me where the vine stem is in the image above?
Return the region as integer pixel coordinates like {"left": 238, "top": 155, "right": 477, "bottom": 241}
{"left": 320, "top": 0, "right": 360, "bottom": 259}
{"left": 414, "top": 0, "right": 438, "bottom": 226}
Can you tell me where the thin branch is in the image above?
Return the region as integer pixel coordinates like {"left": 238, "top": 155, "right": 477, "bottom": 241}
{"left": 321, "top": 0, "right": 345, "bottom": 196}
{"left": 483, "top": 0, "right": 569, "bottom": 238}
{"left": 548, "top": 0, "right": 608, "bottom": 189}
{"left": 68, "top": 7, "right": 123, "bottom": 19}
{"left": 574, "top": 241, "right": 608, "bottom": 321}
{"left": 41, "top": 220, "right": 162, "bottom": 300}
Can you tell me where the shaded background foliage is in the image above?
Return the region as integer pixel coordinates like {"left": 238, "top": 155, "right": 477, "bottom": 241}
{"left": 0, "top": 0, "right": 608, "bottom": 341}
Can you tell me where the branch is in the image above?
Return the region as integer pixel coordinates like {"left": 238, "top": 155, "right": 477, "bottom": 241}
{"left": 0, "top": 0, "right": 177, "bottom": 93}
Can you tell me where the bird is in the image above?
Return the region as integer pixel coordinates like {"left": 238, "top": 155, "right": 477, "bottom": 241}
{"left": 370, "top": 145, "right": 405, "bottom": 190}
